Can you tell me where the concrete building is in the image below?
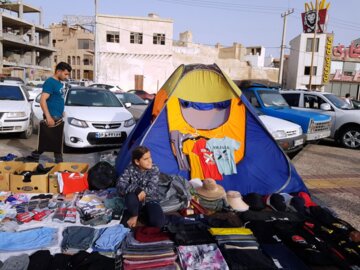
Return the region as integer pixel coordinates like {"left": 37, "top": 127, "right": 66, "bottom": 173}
{"left": 0, "top": 0, "right": 54, "bottom": 80}
{"left": 96, "top": 13, "right": 173, "bottom": 91}
{"left": 325, "top": 37, "right": 360, "bottom": 99}
{"left": 50, "top": 22, "right": 94, "bottom": 81}
{"left": 96, "top": 14, "right": 278, "bottom": 92}
{"left": 284, "top": 33, "right": 332, "bottom": 90}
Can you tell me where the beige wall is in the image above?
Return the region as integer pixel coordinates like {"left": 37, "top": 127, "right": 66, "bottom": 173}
{"left": 50, "top": 23, "right": 94, "bottom": 80}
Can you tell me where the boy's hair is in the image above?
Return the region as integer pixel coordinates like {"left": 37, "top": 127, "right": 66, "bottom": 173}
{"left": 55, "top": 62, "right": 72, "bottom": 72}
{"left": 345, "top": 93, "right": 350, "bottom": 98}
{"left": 131, "top": 146, "right": 150, "bottom": 165}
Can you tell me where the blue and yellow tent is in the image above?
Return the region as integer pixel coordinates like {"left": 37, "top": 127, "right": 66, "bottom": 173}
{"left": 116, "top": 64, "right": 307, "bottom": 195}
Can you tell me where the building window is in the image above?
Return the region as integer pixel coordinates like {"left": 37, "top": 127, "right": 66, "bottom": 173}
{"left": 106, "top": 31, "right": 120, "bottom": 43}
{"left": 306, "top": 38, "right": 319, "bottom": 52}
{"left": 77, "top": 70, "right": 80, "bottom": 79}
{"left": 71, "top": 69, "right": 75, "bottom": 79}
{"left": 78, "top": 39, "right": 94, "bottom": 50}
{"left": 67, "top": 56, "right": 71, "bottom": 64}
{"left": 304, "top": 66, "right": 317, "bottom": 75}
{"left": 54, "top": 55, "right": 57, "bottom": 64}
{"left": 130, "top": 32, "right": 143, "bottom": 44}
{"left": 83, "top": 55, "right": 93, "bottom": 65}
{"left": 72, "top": 56, "right": 76, "bottom": 65}
{"left": 52, "top": 39, "right": 56, "bottom": 47}
{"left": 153, "top": 33, "right": 165, "bottom": 45}
{"left": 77, "top": 56, "right": 80, "bottom": 65}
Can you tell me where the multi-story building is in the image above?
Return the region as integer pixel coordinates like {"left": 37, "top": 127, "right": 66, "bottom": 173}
{"left": 325, "top": 38, "right": 360, "bottom": 99}
{"left": 284, "top": 33, "right": 333, "bottom": 90}
{"left": 50, "top": 22, "right": 94, "bottom": 81}
{"left": 96, "top": 14, "right": 278, "bottom": 92}
{"left": 0, "top": 0, "right": 54, "bottom": 80}
{"left": 96, "top": 13, "right": 173, "bottom": 91}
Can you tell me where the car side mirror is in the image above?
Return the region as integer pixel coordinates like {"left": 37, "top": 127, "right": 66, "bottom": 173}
{"left": 320, "top": 103, "right": 331, "bottom": 111}
{"left": 125, "top": 102, "right": 131, "bottom": 108}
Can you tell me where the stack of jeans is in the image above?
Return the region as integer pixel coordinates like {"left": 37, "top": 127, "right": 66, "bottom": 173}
{"left": 121, "top": 228, "right": 178, "bottom": 270}
{"left": 209, "top": 227, "right": 278, "bottom": 269}
{"left": 61, "top": 226, "right": 98, "bottom": 254}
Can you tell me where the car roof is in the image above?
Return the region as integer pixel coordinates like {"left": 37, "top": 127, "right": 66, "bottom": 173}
{"left": 0, "top": 82, "right": 22, "bottom": 87}
{"left": 68, "top": 86, "right": 111, "bottom": 92}
{"left": 280, "top": 90, "right": 333, "bottom": 95}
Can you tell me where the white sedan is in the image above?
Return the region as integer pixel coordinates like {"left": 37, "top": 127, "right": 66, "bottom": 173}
{"left": 32, "top": 87, "right": 136, "bottom": 148}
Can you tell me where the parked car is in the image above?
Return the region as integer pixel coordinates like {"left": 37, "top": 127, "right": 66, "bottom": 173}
{"left": 26, "top": 83, "right": 42, "bottom": 101}
{"left": 32, "top": 87, "right": 136, "bottom": 148}
{"left": 0, "top": 76, "right": 25, "bottom": 85}
{"left": 281, "top": 90, "right": 360, "bottom": 149}
{"left": 0, "top": 83, "right": 33, "bottom": 138}
{"left": 89, "top": 83, "right": 123, "bottom": 92}
{"left": 128, "top": 89, "right": 155, "bottom": 104}
{"left": 237, "top": 83, "right": 332, "bottom": 142}
{"left": 256, "top": 108, "right": 304, "bottom": 153}
{"left": 114, "top": 92, "right": 148, "bottom": 121}
{"left": 352, "top": 99, "right": 360, "bottom": 109}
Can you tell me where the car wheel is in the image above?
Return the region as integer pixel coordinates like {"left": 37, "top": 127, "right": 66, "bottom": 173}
{"left": 339, "top": 126, "right": 360, "bottom": 149}
{"left": 20, "top": 117, "right": 34, "bottom": 139}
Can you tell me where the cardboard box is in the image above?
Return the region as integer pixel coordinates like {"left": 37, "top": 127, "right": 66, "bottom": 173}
{"left": 0, "top": 161, "right": 23, "bottom": 191}
{"left": 10, "top": 163, "right": 49, "bottom": 193}
{"left": 47, "top": 162, "right": 89, "bottom": 194}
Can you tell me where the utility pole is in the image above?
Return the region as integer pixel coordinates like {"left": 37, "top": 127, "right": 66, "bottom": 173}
{"left": 309, "top": 0, "right": 319, "bottom": 91}
{"left": 94, "top": 0, "right": 98, "bottom": 82}
{"left": 278, "top": 8, "right": 294, "bottom": 87}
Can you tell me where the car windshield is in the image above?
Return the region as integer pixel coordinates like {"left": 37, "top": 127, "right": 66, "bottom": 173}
{"left": 0, "top": 85, "right": 25, "bottom": 100}
{"left": 115, "top": 93, "right": 147, "bottom": 105}
{"left": 258, "top": 91, "right": 289, "bottom": 108}
{"left": 323, "top": 94, "right": 353, "bottom": 110}
{"left": 65, "top": 89, "right": 123, "bottom": 107}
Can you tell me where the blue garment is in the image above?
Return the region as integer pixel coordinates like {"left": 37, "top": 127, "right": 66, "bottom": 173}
{"left": 206, "top": 137, "right": 240, "bottom": 175}
{"left": 42, "top": 77, "right": 65, "bottom": 117}
{"left": 0, "top": 227, "right": 58, "bottom": 251}
{"left": 93, "top": 224, "right": 130, "bottom": 252}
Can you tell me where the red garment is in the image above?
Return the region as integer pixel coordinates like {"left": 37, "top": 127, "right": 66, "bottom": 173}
{"left": 192, "top": 138, "right": 223, "bottom": 180}
{"left": 134, "top": 226, "right": 170, "bottom": 243}
{"left": 297, "top": 192, "right": 317, "bottom": 207}
{"left": 123, "top": 260, "right": 174, "bottom": 270}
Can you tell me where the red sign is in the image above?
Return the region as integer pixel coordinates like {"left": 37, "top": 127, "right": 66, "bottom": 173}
{"left": 301, "top": 9, "right": 328, "bottom": 33}
{"left": 332, "top": 70, "right": 360, "bottom": 82}
{"left": 333, "top": 43, "right": 360, "bottom": 60}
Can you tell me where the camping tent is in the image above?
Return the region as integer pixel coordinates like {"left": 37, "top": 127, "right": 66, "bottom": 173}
{"left": 116, "top": 64, "right": 307, "bottom": 195}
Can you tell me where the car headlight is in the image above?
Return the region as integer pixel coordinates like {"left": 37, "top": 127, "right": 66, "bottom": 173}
{"left": 68, "top": 117, "right": 88, "bottom": 128}
{"left": 272, "top": 130, "right": 287, "bottom": 139}
{"left": 298, "top": 126, "right": 303, "bottom": 135}
{"left": 6, "top": 112, "right": 26, "bottom": 118}
{"left": 124, "top": 118, "right": 135, "bottom": 127}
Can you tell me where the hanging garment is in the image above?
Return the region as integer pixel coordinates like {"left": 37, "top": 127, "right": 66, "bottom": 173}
{"left": 192, "top": 138, "right": 223, "bottom": 180}
{"left": 170, "top": 130, "right": 193, "bottom": 171}
{"left": 182, "top": 139, "right": 204, "bottom": 179}
{"left": 167, "top": 96, "right": 246, "bottom": 163}
{"left": 206, "top": 137, "right": 240, "bottom": 175}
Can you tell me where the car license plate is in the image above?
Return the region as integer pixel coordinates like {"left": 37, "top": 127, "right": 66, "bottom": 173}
{"left": 294, "top": 139, "right": 303, "bottom": 147}
{"left": 95, "top": 132, "right": 122, "bottom": 138}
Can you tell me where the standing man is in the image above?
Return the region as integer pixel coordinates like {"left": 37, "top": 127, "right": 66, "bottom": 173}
{"left": 30, "top": 62, "right": 72, "bottom": 163}
{"left": 345, "top": 93, "right": 352, "bottom": 106}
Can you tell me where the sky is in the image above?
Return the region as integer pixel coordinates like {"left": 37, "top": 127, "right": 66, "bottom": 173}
{"left": 23, "top": 0, "right": 360, "bottom": 57}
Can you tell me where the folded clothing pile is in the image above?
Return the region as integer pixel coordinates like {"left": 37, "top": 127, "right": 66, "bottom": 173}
{"left": 177, "top": 244, "right": 229, "bottom": 270}
{"left": 0, "top": 227, "right": 58, "bottom": 252}
{"left": 122, "top": 227, "right": 179, "bottom": 270}
{"left": 166, "top": 223, "right": 215, "bottom": 246}
{"left": 76, "top": 193, "right": 112, "bottom": 226}
{"left": 209, "top": 227, "right": 279, "bottom": 270}
{"left": 61, "top": 225, "right": 130, "bottom": 256}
